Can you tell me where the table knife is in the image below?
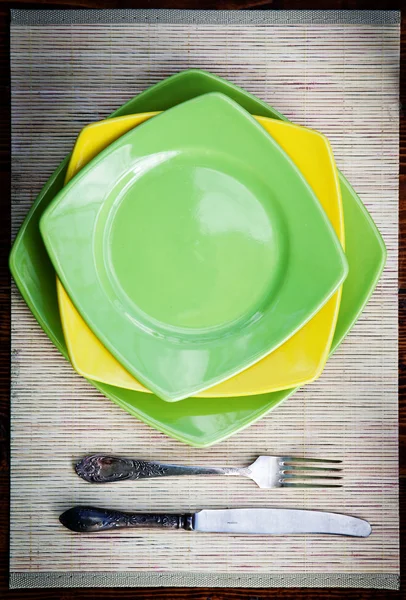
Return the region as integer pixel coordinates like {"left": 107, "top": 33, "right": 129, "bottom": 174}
{"left": 59, "top": 506, "right": 371, "bottom": 537}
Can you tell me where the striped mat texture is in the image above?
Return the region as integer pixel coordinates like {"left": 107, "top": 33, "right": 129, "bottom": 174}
{"left": 10, "top": 9, "right": 400, "bottom": 589}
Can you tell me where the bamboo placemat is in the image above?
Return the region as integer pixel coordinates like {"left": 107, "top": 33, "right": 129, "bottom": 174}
{"left": 9, "top": 9, "right": 400, "bottom": 590}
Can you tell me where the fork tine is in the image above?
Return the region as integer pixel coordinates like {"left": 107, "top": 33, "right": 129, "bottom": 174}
{"left": 281, "top": 474, "right": 342, "bottom": 480}
{"left": 281, "top": 483, "right": 342, "bottom": 488}
{"left": 281, "top": 465, "right": 342, "bottom": 473}
{"left": 281, "top": 456, "right": 342, "bottom": 464}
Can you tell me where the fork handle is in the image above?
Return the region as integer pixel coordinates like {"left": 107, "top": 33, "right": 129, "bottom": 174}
{"left": 75, "top": 454, "right": 245, "bottom": 483}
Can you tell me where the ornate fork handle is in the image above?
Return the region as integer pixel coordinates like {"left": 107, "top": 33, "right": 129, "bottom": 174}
{"left": 75, "top": 454, "right": 250, "bottom": 483}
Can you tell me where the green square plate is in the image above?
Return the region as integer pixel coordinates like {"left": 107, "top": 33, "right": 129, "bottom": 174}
{"left": 10, "top": 70, "right": 386, "bottom": 444}
{"left": 39, "top": 93, "right": 347, "bottom": 402}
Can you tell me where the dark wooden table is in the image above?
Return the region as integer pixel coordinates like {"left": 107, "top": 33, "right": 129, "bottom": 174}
{"left": 0, "top": 1, "right": 404, "bottom": 598}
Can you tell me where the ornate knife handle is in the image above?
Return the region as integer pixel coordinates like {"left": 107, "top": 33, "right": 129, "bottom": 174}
{"left": 75, "top": 454, "right": 246, "bottom": 483}
{"left": 59, "top": 506, "right": 194, "bottom": 533}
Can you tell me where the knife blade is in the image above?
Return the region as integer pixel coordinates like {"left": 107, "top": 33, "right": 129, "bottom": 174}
{"left": 59, "top": 506, "right": 371, "bottom": 537}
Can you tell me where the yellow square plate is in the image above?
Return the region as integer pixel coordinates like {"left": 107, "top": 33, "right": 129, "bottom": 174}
{"left": 57, "top": 112, "right": 344, "bottom": 397}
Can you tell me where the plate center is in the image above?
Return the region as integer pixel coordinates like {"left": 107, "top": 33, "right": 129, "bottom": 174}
{"left": 105, "top": 153, "right": 285, "bottom": 334}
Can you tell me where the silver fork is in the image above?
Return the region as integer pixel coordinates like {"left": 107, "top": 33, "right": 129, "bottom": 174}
{"left": 75, "top": 454, "right": 342, "bottom": 488}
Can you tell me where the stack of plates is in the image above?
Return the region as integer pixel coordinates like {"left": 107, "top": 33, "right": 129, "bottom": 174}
{"left": 10, "top": 70, "right": 386, "bottom": 447}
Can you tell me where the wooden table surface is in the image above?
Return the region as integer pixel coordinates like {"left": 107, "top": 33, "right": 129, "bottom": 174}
{"left": 0, "top": 1, "right": 403, "bottom": 598}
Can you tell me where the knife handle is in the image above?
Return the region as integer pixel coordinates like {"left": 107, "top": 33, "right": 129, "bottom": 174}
{"left": 59, "top": 506, "right": 194, "bottom": 533}
{"left": 75, "top": 454, "right": 243, "bottom": 483}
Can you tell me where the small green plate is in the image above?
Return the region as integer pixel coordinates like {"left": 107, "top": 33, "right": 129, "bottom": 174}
{"left": 40, "top": 93, "right": 347, "bottom": 402}
{"left": 10, "top": 70, "right": 386, "bottom": 445}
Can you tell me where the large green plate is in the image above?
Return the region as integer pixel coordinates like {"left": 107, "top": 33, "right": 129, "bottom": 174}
{"left": 10, "top": 70, "right": 386, "bottom": 444}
